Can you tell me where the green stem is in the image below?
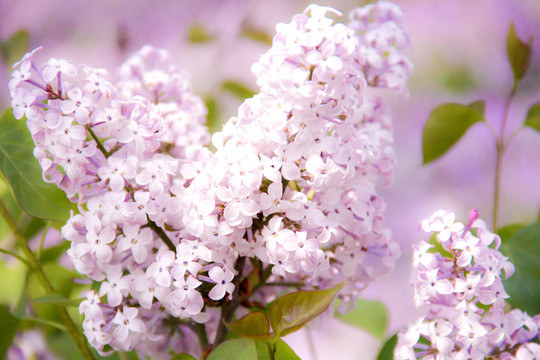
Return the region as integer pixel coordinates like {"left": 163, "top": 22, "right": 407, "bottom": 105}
{"left": 263, "top": 281, "right": 304, "bottom": 288}
{"left": 86, "top": 126, "right": 110, "bottom": 158}
{"left": 0, "top": 199, "right": 95, "bottom": 360}
{"left": 146, "top": 217, "right": 176, "bottom": 251}
{"left": 493, "top": 87, "right": 516, "bottom": 231}
{"left": 192, "top": 321, "right": 209, "bottom": 353}
{"left": 0, "top": 247, "right": 30, "bottom": 266}
{"left": 213, "top": 256, "right": 247, "bottom": 348}
{"left": 23, "top": 316, "right": 68, "bottom": 332}
{"left": 36, "top": 221, "right": 52, "bottom": 263}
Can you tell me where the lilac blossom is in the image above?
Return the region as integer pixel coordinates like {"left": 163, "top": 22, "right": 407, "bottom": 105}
{"left": 9, "top": 1, "right": 411, "bottom": 357}
{"left": 395, "top": 210, "right": 540, "bottom": 360}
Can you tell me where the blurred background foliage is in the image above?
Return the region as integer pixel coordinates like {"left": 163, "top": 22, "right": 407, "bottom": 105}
{"left": 0, "top": 0, "right": 539, "bottom": 359}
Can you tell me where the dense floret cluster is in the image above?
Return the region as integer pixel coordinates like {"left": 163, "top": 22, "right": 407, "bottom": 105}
{"left": 9, "top": 2, "right": 410, "bottom": 358}
{"left": 396, "top": 210, "right": 540, "bottom": 360}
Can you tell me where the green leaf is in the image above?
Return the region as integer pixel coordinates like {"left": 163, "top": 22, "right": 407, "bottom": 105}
{"left": 188, "top": 23, "right": 215, "bottom": 43}
{"left": 274, "top": 339, "right": 301, "bottom": 360}
{"left": 497, "top": 223, "right": 525, "bottom": 244}
{"left": 0, "top": 260, "right": 26, "bottom": 306}
{"left": 524, "top": 102, "right": 540, "bottom": 133}
{"left": 467, "top": 100, "right": 485, "bottom": 117}
{"left": 422, "top": 102, "right": 484, "bottom": 164}
{"left": 255, "top": 339, "right": 301, "bottom": 360}
{"left": 39, "top": 241, "right": 70, "bottom": 263}
{"left": 500, "top": 223, "right": 540, "bottom": 314}
{"left": 207, "top": 338, "right": 257, "bottom": 360}
{"left": 269, "top": 281, "right": 344, "bottom": 337}
{"left": 0, "top": 304, "right": 20, "bottom": 358}
{"left": 428, "top": 233, "right": 452, "bottom": 258}
{"left": 226, "top": 311, "right": 275, "bottom": 341}
{"left": 506, "top": 21, "right": 533, "bottom": 88}
{"left": 334, "top": 298, "right": 388, "bottom": 340}
{"left": 221, "top": 80, "right": 256, "bottom": 100}
{"left": 1, "top": 30, "right": 29, "bottom": 68}
{"left": 171, "top": 354, "right": 197, "bottom": 360}
{"left": 0, "top": 110, "right": 72, "bottom": 221}
{"left": 240, "top": 27, "right": 273, "bottom": 46}
{"left": 32, "top": 293, "right": 85, "bottom": 307}
{"left": 203, "top": 96, "right": 221, "bottom": 134}
{"left": 376, "top": 334, "right": 398, "bottom": 360}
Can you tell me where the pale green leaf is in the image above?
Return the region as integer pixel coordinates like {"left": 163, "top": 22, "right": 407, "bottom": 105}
{"left": 422, "top": 102, "right": 484, "bottom": 164}
{"left": 335, "top": 298, "right": 388, "bottom": 340}
{"left": 221, "top": 80, "right": 256, "bottom": 100}
{"left": 188, "top": 23, "right": 214, "bottom": 43}
{"left": 240, "top": 27, "right": 273, "bottom": 46}
{"left": 0, "top": 110, "right": 72, "bottom": 221}
{"left": 269, "top": 282, "right": 344, "bottom": 337}
{"left": 207, "top": 338, "right": 257, "bottom": 360}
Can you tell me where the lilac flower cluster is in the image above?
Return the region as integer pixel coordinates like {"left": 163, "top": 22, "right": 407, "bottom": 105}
{"left": 396, "top": 210, "right": 540, "bottom": 360}
{"left": 9, "top": 2, "right": 410, "bottom": 358}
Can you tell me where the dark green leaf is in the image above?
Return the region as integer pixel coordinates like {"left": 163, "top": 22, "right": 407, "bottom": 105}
{"left": 422, "top": 103, "right": 484, "bottom": 164}
{"left": 269, "top": 281, "right": 344, "bottom": 337}
{"left": 507, "top": 21, "right": 532, "bottom": 87}
{"left": 240, "top": 27, "right": 273, "bottom": 46}
{"left": 0, "top": 110, "right": 72, "bottom": 221}
{"left": 500, "top": 223, "right": 540, "bottom": 314}
{"left": 32, "top": 294, "right": 84, "bottom": 307}
{"left": 171, "top": 354, "right": 197, "bottom": 360}
{"left": 497, "top": 223, "right": 525, "bottom": 244}
{"left": 0, "top": 304, "right": 20, "bottom": 358}
{"left": 188, "top": 23, "right": 214, "bottom": 43}
{"left": 207, "top": 338, "right": 257, "bottom": 360}
{"left": 226, "top": 311, "right": 275, "bottom": 341}
{"left": 524, "top": 102, "right": 540, "bottom": 133}
{"left": 221, "top": 80, "right": 256, "bottom": 100}
{"left": 1, "top": 30, "right": 29, "bottom": 68}
{"left": 334, "top": 298, "right": 388, "bottom": 340}
{"left": 376, "top": 334, "right": 398, "bottom": 360}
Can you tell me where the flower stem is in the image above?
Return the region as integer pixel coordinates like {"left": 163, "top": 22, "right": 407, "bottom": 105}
{"left": 0, "top": 199, "right": 95, "bottom": 360}
{"left": 146, "top": 217, "right": 176, "bottom": 251}
{"left": 213, "top": 256, "right": 247, "bottom": 348}
{"left": 493, "top": 87, "right": 516, "bottom": 231}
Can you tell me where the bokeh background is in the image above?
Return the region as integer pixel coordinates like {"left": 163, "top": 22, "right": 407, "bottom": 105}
{"left": 1, "top": 0, "right": 539, "bottom": 359}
